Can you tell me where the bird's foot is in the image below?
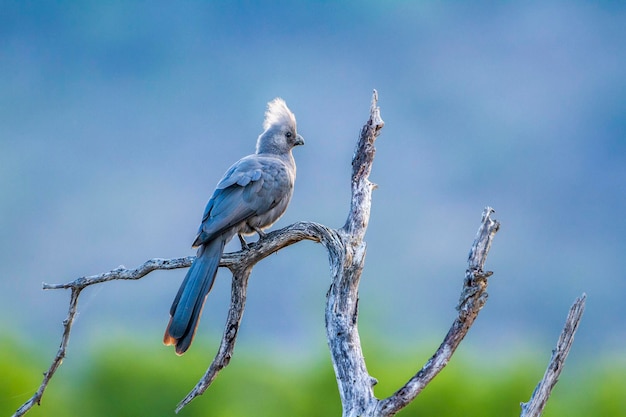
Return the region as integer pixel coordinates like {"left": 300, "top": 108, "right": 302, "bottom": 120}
{"left": 238, "top": 234, "right": 250, "bottom": 250}
{"left": 253, "top": 226, "right": 266, "bottom": 240}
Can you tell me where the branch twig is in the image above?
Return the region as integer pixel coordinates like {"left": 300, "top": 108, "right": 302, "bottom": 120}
{"left": 175, "top": 267, "right": 252, "bottom": 412}
{"left": 520, "top": 294, "right": 587, "bottom": 417}
{"left": 12, "top": 288, "right": 79, "bottom": 417}
{"left": 42, "top": 257, "right": 195, "bottom": 290}
{"left": 12, "top": 256, "right": 193, "bottom": 417}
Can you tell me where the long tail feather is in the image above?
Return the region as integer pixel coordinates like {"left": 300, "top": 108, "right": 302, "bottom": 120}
{"left": 164, "top": 236, "right": 226, "bottom": 354}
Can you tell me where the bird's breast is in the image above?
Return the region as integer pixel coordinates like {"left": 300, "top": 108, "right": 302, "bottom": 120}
{"left": 242, "top": 193, "right": 292, "bottom": 234}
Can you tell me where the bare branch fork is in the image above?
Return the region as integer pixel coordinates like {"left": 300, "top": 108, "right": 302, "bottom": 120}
{"left": 13, "top": 91, "right": 584, "bottom": 417}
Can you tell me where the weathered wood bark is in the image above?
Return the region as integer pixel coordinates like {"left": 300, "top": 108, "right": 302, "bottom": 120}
{"left": 325, "top": 91, "right": 384, "bottom": 416}
{"left": 13, "top": 91, "right": 583, "bottom": 417}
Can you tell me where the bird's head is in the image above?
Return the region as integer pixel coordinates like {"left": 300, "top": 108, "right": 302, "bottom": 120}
{"left": 256, "top": 98, "right": 304, "bottom": 155}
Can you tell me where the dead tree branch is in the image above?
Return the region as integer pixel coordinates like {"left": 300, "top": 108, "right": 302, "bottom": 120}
{"left": 12, "top": 287, "right": 79, "bottom": 417}
{"left": 520, "top": 294, "right": 587, "bottom": 417}
{"left": 13, "top": 257, "right": 196, "bottom": 417}
{"left": 12, "top": 222, "right": 327, "bottom": 417}
{"left": 14, "top": 91, "right": 581, "bottom": 417}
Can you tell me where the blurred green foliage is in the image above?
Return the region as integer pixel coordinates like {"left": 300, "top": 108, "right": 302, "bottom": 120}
{"left": 2, "top": 337, "right": 624, "bottom": 417}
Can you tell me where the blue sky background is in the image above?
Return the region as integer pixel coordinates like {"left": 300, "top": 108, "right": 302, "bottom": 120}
{"left": 1, "top": 1, "right": 625, "bottom": 367}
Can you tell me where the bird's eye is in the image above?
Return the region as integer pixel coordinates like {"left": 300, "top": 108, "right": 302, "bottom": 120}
{"left": 285, "top": 132, "right": 292, "bottom": 138}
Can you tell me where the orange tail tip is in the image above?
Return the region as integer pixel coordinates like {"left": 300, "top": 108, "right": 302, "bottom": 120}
{"left": 163, "top": 317, "right": 177, "bottom": 346}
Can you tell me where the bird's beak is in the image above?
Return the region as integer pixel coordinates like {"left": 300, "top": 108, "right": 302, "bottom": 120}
{"left": 295, "top": 134, "right": 305, "bottom": 146}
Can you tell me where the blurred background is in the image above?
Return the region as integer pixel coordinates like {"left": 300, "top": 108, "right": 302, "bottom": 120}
{"left": 1, "top": 1, "right": 625, "bottom": 416}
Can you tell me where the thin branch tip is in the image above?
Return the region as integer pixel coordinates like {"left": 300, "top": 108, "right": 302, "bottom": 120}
{"left": 520, "top": 294, "right": 586, "bottom": 417}
{"left": 370, "top": 89, "right": 379, "bottom": 109}
{"left": 369, "top": 90, "right": 384, "bottom": 129}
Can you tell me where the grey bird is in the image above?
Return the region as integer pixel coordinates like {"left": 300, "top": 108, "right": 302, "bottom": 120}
{"left": 164, "top": 98, "right": 304, "bottom": 355}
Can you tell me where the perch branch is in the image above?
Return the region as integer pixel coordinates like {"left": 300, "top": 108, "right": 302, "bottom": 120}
{"left": 12, "top": 221, "right": 329, "bottom": 417}
{"left": 42, "top": 257, "right": 195, "bottom": 290}
{"left": 520, "top": 294, "right": 587, "bottom": 417}
{"left": 377, "top": 207, "right": 500, "bottom": 416}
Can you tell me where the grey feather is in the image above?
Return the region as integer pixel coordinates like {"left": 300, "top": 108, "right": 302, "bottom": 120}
{"left": 164, "top": 98, "right": 304, "bottom": 355}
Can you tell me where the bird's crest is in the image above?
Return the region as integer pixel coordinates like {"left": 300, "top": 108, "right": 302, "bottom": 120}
{"left": 263, "top": 98, "right": 296, "bottom": 131}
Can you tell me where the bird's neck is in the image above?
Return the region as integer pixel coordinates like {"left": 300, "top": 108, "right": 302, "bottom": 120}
{"left": 256, "top": 149, "right": 296, "bottom": 168}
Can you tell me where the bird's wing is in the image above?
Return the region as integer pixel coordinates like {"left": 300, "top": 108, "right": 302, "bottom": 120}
{"left": 215, "top": 157, "right": 264, "bottom": 189}
{"left": 192, "top": 156, "right": 291, "bottom": 246}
